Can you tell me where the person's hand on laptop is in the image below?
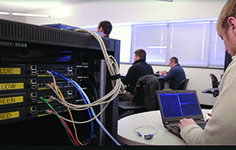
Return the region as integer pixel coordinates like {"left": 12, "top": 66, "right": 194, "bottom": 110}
{"left": 179, "top": 118, "right": 197, "bottom": 130}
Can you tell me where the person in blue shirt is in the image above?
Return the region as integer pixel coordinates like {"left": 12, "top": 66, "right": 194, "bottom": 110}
{"left": 160, "top": 57, "right": 186, "bottom": 90}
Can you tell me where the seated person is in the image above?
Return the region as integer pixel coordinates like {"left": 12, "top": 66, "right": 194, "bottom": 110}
{"left": 97, "top": 20, "right": 112, "bottom": 38}
{"left": 120, "top": 49, "right": 154, "bottom": 101}
{"left": 179, "top": 0, "right": 236, "bottom": 144}
{"left": 160, "top": 56, "right": 186, "bottom": 90}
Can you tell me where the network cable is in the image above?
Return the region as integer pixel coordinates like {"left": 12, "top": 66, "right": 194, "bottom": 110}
{"left": 74, "top": 28, "right": 125, "bottom": 93}
{"left": 47, "top": 71, "right": 120, "bottom": 145}
{"left": 40, "top": 97, "right": 78, "bottom": 146}
{"left": 71, "top": 80, "right": 121, "bottom": 146}
{"left": 55, "top": 84, "right": 86, "bottom": 145}
{"left": 44, "top": 29, "right": 125, "bottom": 145}
{"left": 47, "top": 81, "right": 94, "bottom": 144}
{"left": 48, "top": 70, "right": 120, "bottom": 109}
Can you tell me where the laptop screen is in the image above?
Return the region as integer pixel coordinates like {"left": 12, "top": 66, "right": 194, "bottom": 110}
{"left": 158, "top": 91, "right": 202, "bottom": 119}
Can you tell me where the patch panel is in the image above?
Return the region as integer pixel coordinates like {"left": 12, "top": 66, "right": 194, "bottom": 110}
{"left": 27, "top": 77, "right": 77, "bottom": 91}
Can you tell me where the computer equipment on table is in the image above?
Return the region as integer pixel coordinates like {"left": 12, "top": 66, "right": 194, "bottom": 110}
{"left": 156, "top": 90, "right": 206, "bottom": 137}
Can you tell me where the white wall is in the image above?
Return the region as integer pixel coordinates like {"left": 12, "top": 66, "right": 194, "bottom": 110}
{"left": 22, "top": 0, "right": 227, "bottom": 106}
{"left": 24, "top": 0, "right": 226, "bottom": 26}
{"left": 120, "top": 64, "right": 223, "bottom": 106}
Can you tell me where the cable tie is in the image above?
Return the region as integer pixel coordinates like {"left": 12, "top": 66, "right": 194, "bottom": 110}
{"left": 110, "top": 74, "right": 120, "bottom": 80}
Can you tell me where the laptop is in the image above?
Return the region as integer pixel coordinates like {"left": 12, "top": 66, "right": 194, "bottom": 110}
{"left": 156, "top": 90, "right": 206, "bottom": 137}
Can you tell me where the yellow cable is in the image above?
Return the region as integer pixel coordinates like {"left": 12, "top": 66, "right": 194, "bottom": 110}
{"left": 52, "top": 83, "right": 84, "bottom": 146}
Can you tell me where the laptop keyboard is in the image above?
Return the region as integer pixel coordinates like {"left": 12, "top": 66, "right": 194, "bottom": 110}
{"left": 169, "top": 122, "right": 206, "bottom": 133}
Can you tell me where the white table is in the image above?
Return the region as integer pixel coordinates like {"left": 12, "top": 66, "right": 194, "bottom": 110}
{"left": 118, "top": 109, "right": 211, "bottom": 145}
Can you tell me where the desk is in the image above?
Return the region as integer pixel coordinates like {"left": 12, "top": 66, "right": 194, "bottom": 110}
{"left": 158, "top": 77, "right": 169, "bottom": 90}
{"left": 118, "top": 109, "right": 211, "bottom": 145}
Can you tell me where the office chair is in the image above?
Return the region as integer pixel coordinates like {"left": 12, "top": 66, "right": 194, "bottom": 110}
{"left": 118, "top": 74, "right": 160, "bottom": 119}
{"left": 210, "top": 73, "right": 219, "bottom": 97}
{"left": 178, "top": 78, "right": 189, "bottom": 90}
{"left": 202, "top": 73, "right": 219, "bottom": 97}
{"left": 210, "top": 74, "right": 219, "bottom": 88}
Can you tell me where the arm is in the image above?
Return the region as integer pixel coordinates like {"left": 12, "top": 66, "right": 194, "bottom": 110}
{"left": 121, "top": 66, "right": 135, "bottom": 85}
{"left": 178, "top": 62, "right": 236, "bottom": 144}
{"left": 163, "top": 68, "right": 175, "bottom": 80}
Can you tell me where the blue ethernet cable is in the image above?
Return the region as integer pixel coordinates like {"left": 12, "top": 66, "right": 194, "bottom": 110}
{"left": 50, "top": 70, "right": 121, "bottom": 146}
{"left": 50, "top": 70, "right": 93, "bottom": 144}
{"left": 71, "top": 80, "right": 121, "bottom": 146}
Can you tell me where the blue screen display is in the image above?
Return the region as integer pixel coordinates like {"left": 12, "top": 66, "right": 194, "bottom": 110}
{"left": 159, "top": 93, "right": 201, "bottom": 118}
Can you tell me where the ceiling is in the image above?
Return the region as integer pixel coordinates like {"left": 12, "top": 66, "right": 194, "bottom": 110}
{"left": 0, "top": 0, "right": 78, "bottom": 13}
{"left": 0, "top": 0, "right": 173, "bottom": 13}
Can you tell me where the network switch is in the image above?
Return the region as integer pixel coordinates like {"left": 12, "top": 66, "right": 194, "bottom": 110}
{"left": 26, "top": 64, "right": 77, "bottom": 77}
{"left": 27, "top": 88, "right": 76, "bottom": 104}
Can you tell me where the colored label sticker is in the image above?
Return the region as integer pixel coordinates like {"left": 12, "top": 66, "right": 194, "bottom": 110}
{"left": 38, "top": 114, "right": 49, "bottom": 117}
{"left": 38, "top": 87, "right": 50, "bottom": 90}
{"left": 0, "top": 83, "right": 24, "bottom": 90}
{"left": 0, "top": 68, "right": 21, "bottom": 75}
{"left": 0, "top": 96, "right": 24, "bottom": 105}
{"left": 38, "top": 99, "right": 52, "bottom": 104}
{"left": 37, "top": 75, "right": 50, "bottom": 77}
{"left": 0, "top": 111, "right": 20, "bottom": 121}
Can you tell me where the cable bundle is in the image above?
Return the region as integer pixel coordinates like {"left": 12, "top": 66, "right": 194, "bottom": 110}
{"left": 74, "top": 29, "right": 125, "bottom": 93}
{"left": 40, "top": 29, "right": 124, "bottom": 145}
{"left": 43, "top": 71, "right": 120, "bottom": 145}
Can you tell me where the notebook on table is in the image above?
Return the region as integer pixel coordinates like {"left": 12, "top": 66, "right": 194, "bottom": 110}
{"left": 156, "top": 90, "right": 206, "bottom": 137}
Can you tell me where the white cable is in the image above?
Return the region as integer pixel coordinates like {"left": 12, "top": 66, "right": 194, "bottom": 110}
{"left": 74, "top": 28, "right": 125, "bottom": 93}
{"left": 47, "top": 76, "right": 119, "bottom": 109}
{"left": 71, "top": 80, "right": 121, "bottom": 146}
{"left": 46, "top": 84, "right": 109, "bottom": 124}
{"left": 43, "top": 29, "right": 124, "bottom": 145}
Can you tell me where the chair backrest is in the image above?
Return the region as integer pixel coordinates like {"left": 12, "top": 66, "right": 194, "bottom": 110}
{"left": 210, "top": 74, "right": 219, "bottom": 88}
{"left": 132, "top": 74, "right": 160, "bottom": 111}
{"left": 178, "top": 78, "right": 189, "bottom": 90}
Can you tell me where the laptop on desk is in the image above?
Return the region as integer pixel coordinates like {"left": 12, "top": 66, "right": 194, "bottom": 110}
{"left": 156, "top": 90, "right": 206, "bottom": 137}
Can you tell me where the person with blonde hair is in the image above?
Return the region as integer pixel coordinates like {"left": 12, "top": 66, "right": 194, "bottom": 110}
{"left": 178, "top": 0, "right": 236, "bottom": 144}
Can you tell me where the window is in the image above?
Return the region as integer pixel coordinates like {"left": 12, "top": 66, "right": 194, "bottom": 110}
{"left": 131, "top": 24, "right": 168, "bottom": 64}
{"left": 169, "top": 22, "right": 210, "bottom": 67}
{"left": 130, "top": 19, "right": 225, "bottom": 68}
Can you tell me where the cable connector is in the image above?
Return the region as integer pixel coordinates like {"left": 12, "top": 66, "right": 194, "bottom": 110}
{"left": 46, "top": 70, "right": 51, "bottom": 75}
{"left": 45, "top": 109, "right": 53, "bottom": 114}
{"left": 49, "top": 96, "right": 57, "bottom": 101}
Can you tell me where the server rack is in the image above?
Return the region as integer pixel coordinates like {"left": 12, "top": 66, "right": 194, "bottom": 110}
{"left": 0, "top": 19, "right": 120, "bottom": 145}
